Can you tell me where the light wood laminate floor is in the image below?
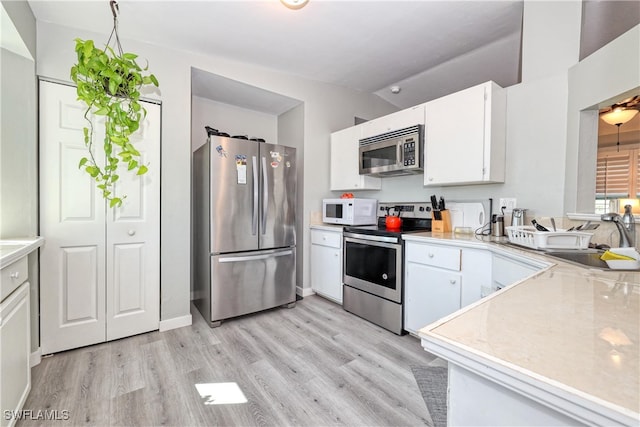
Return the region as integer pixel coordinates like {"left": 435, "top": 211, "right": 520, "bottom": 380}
{"left": 20, "top": 295, "right": 438, "bottom": 426}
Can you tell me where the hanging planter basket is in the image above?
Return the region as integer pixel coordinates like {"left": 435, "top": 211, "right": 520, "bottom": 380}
{"left": 70, "top": 0, "right": 159, "bottom": 207}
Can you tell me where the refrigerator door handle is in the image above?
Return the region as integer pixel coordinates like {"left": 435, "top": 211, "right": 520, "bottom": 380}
{"left": 261, "top": 156, "right": 268, "bottom": 234}
{"left": 219, "top": 249, "right": 293, "bottom": 263}
{"left": 252, "top": 156, "right": 258, "bottom": 235}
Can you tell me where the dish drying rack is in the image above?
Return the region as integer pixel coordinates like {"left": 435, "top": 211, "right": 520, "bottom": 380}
{"left": 505, "top": 226, "right": 593, "bottom": 250}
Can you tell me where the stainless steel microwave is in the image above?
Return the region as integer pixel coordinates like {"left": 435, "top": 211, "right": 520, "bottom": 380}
{"left": 359, "top": 124, "right": 424, "bottom": 177}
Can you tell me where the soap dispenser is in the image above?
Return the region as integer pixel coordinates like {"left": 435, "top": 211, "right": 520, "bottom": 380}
{"left": 622, "top": 204, "right": 636, "bottom": 247}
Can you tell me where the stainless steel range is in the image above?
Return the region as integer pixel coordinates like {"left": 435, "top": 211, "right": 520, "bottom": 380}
{"left": 343, "top": 202, "right": 432, "bottom": 334}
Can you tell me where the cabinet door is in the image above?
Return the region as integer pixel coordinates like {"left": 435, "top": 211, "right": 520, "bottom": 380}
{"left": 361, "top": 104, "right": 425, "bottom": 139}
{"left": 425, "top": 83, "right": 486, "bottom": 185}
{"left": 461, "top": 249, "right": 492, "bottom": 306}
{"left": 0, "top": 282, "right": 30, "bottom": 427}
{"left": 405, "top": 262, "right": 461, "bottom": 334}
{"left": 310, "top": 244, "right": 343, "bottom": 304}
{"left": 330, "top": 126, "right": 381, "bottom": 191}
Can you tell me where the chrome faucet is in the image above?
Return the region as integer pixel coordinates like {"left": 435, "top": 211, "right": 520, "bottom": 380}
{"left": 601, "top": 212, "right": 635, "bottom": 248}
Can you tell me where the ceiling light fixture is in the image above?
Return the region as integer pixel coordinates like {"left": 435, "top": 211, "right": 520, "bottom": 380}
{"left": 600, "top": 107, "right": 639, "bottom": 152}
{"left": 600, "top": 108, "right": 639, "bottom": 126}
{"left": 280, "top": 0, "right": 309, "bottom": 10}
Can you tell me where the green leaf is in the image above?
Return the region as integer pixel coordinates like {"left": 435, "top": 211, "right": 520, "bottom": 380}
{"left": 83, "top": 40, "right": 94, "bottom": 58}
{"left": 94, "top": 107, "right": 109, "bottom": 115}
{"left": 110, "top": 198, "right": 122, "bottom": 208}
{"left": 128, "top": 160, "right": 138, "bottom": 170}
{"left": 78, "top": 157, "right": 88, "bottom": 168}
{"left": 123, "top": 52, "right": 138, "bottom": 60}
{"left": 137, "top": 165, "right": 148, "bottom": 175}
{"left": 111, "top": 174, "right": 119, "bottom": 183}
{"left": 86, "top": 165, "right": 99, "bottom": 177}
{"left": 150, "top": 74, "right": 159, "bottom": 86}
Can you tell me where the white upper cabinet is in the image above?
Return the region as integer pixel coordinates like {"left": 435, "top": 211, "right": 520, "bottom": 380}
{"left": 360, "top": 104, "right": 425, "bottom": 139}
{"left": 424, "top": 81, "right": 506, "bottom": 186}
{"left": 330, "top": 125, "right": 381, "bottom": 191}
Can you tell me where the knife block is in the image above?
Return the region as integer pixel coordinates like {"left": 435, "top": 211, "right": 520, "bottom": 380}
{"left": 432, "top": 210, "right": 452, "bottom": 233}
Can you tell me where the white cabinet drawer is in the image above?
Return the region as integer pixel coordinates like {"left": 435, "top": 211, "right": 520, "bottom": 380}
{"left": 1, "top": 256, "right": 28, "bottom": 302}
{"left": 406, "top": 242, "right": 461, "bottom": 271}
{"left": 311, "top": 230, "right": 342, "bottom": 249}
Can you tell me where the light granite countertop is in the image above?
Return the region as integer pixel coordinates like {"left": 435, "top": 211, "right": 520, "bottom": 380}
{"left": 309, "top": 223, "right": 345, "bottom": 232}
{"left": 0, "top": 237, "right": 44, "bottom": 269}
{"left": 411, "top": 232, "right": 639, "bottom": 425}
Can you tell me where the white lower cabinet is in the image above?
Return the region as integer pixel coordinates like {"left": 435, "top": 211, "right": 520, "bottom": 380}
{"left": 405, "top": 262, "right": 461, "bottom": 334}
{"left": 310, "top": 228, "right": 343, "bottom": 304}
{"left": 405, "top": 242, "right": 462, "bottom": 334}
{"left": 0, "top": 259, "right": 30, "bottom": 427}
{"left": 404, "top": 239, "right": 549, "bottom": 335}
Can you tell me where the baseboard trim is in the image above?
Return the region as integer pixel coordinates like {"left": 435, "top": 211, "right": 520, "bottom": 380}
{"left": 297, "top": 286, "right": 315, "bottom": 297}
{"left": 30, "top": 348, "right": 41, "bottom": 367}
{"left": 159, "top": 314, "right": 192, "bottom": 332}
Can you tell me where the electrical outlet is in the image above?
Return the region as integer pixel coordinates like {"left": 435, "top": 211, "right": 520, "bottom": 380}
{"left": 499, "top": 198, "right": 517, "bottom": 213}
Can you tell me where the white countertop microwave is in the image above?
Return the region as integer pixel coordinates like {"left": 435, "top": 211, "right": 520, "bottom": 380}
{"left": 322, "top": 198, "right": 378, "bottom": 225}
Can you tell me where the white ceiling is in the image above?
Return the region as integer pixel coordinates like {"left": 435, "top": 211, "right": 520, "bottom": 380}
{"left": 27, "top": 0, "right": 524, "bottom": 109}
{"left": 24, "top": 0, "right": 640, "bottom": 112}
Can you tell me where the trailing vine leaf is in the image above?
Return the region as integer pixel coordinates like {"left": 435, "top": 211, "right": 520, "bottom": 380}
{"left": 70, "top": 36, "right": 158, "bottom": 207}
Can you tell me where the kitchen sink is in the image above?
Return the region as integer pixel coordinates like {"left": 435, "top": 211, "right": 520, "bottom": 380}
{"left": 543, "top": 249, "right": 611, "bottom": 270}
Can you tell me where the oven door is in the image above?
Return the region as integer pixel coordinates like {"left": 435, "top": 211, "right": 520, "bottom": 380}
{"left": 343, "top": 233, "right": 402, "bottom": 303}
{"left": 359, "top": 139, "right": 401, "bottom": 175}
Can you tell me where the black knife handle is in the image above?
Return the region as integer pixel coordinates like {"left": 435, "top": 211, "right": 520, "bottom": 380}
{"left": 531, "top": 219, "right": 549, "bottom": 232}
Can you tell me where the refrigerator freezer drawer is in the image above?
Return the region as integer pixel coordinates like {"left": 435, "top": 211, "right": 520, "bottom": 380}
{"left": 209, "top": 247, "right": 296, "bottom": 324}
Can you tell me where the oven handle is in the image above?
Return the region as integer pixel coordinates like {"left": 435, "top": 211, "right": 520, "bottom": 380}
{"left": 344, "top": 234, "right": 400, "bottom": 246}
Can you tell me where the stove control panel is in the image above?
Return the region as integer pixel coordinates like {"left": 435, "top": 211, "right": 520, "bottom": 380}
{"left": 378, "top": 202, "right": 431, "bottom": 219}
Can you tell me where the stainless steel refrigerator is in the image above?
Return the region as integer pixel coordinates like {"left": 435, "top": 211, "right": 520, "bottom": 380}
{"left": 193, "top": 135, "right": 297, "bottom": 327}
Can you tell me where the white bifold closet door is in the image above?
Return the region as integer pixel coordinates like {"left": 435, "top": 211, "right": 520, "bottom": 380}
{"left": 39, "top": 80, "right": 160, "bottom": 354}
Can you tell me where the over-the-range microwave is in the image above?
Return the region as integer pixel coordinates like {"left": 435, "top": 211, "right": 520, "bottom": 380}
{"left": 322, "top": 198, "right": 377, "bottom": 225}
{"left": 359, "top": 124, "right": 424, "bottom": 177}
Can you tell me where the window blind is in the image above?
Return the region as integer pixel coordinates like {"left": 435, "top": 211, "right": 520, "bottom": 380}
{"left": 596, "top": 152, "right": 631, "bottom": 199}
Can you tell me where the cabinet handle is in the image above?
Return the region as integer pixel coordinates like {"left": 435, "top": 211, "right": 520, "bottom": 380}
{"left": 449, "top": 279, "right": 457, "bottom": 284}
{"left": 128, "top": 229, "right": 136, "bottom": 236}
{"left": 428, "top": 253, "right": 434, "bottom": 258}
{"left": 10, "top": 272, "right": 20, "bottom": 279}
{"left": 428, "top": 177, "right": 434, "bottom": 182}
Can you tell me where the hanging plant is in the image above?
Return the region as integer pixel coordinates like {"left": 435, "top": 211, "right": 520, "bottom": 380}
{"left": 70, "top": 0, "right": 158, "bottom": 207}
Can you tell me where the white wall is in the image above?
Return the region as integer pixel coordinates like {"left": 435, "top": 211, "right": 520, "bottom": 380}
{"left": 0, "top": 0, "right": 39, "bottom": 353}
{"left": 566, "top": 25, "right": 640, "bottom": 213}
{"left": 35, "top": 21, "right": 397, "bottom": 324}
{"left": 330, "top": 1, "right": 584, "bottom": 219}
{"left": 191, "top": 96, "right": 279, "bottom": 152}
{"left": 278, "top": 104, "right": 305, "bottom": 290}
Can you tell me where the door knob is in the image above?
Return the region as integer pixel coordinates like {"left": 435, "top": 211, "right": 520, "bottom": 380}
{"left": 128, "top": 229, "right": 136, "bottom": 236}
